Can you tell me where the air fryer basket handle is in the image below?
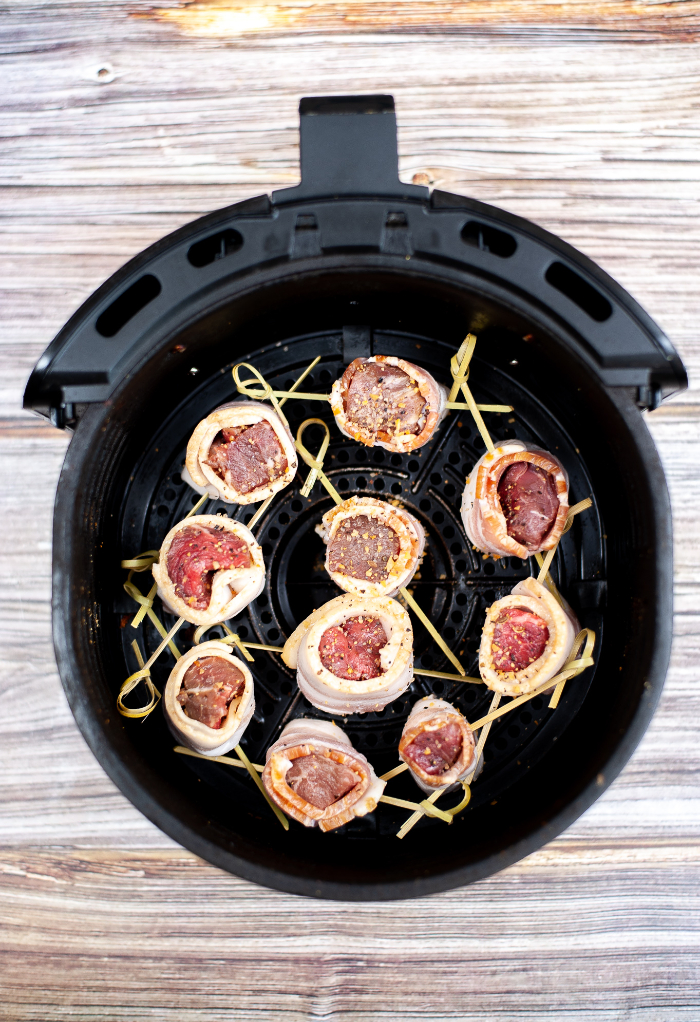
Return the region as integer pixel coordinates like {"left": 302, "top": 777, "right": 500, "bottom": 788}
{"left": 272, "top": 94, "right": 428, "bottom": 203}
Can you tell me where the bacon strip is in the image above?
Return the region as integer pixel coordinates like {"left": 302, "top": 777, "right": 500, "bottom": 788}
{"left": 317, "top": 495, "right": 425, "bottom": 599}
{"left": 461, "top": 441, "right": 569, "bottom": 558}
{"left": 262, "top": 719, "right": 385, "bottom": 832}
{"left": 479, "top": 577, "right": 578, "bottom": 697}
{"left": 282, "top": 593, "right": 414, "bottom": 715}
{"left": 184, "top": 400, "right": 297, "bottom": 505}
{"left": 330, "top": 356, "right": 447, "bottom": 453}
{"left": 163, "top": 641, "right": 255, "bottom": 756}
{"left": 399, "top": 697, "right": 476, "bottom": 793}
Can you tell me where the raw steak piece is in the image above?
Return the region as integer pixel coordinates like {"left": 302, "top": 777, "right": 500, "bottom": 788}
{"left": 177, "top": 656, "right": 245, "bottom": 729}
{"left": 402, "top": 722, "right": 464, "bottom": 777}
{"left": 327, "top": 514, "right": 401, "bottom": 583}
{"left": 167, "top": 525, "right": 251, "bottom": 610}
{"left": 285, "top": 753, "right": 358, "bottom": 809}
{"left": 491, "top": 607, "right": 549, "bottom": 673}
{"left": 345, "top": 362, "right": 426, "bottom": 437}
{"left": 318, "top": 616, "right": 388, "bottom": 681}
{"left": 206, "top": 420, "right": 288, "bottom": 494}
{"left": 497, "top": 461, "right": 559, "bottom": 548}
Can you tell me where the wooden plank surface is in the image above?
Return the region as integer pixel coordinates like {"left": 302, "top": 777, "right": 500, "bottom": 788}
{"left": 1, "top": 3, "right": 700, "bottom": 1018}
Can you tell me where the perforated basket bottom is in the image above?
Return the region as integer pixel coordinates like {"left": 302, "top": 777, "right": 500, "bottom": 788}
{"left": 117, "top": 329, "right": 603, "bottom": 838}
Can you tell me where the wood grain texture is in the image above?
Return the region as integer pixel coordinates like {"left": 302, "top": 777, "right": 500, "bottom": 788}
{"left": 1, "top": 3, "right": 700, "bottom": 1017}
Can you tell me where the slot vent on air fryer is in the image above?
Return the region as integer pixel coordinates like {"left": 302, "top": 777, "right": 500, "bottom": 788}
{"left": 187, "top": 228, "right": 244, "bottom": 268}
{"left": 461, "top": 220, "right": 517, "bottom": 258}
{"left": 95, "top": 274, "right": 162, "bottom": 338}
{"left": 545, "top": 261, "right": 612, "bottom": 323}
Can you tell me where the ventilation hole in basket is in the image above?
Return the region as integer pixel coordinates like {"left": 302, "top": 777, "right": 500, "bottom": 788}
{"left": 373, "top": 449, "right": 385, "bottom": 463}
{"left": 494, "top": 736, "right": 508, "bottom": 751}
{"left": 373, "top": 478, "right": 384, "bottom": 491}
{"left": 456, "top": 593, "right": 467, "bottom": 606}
{"left": 268, "top": 527, "right": 280, "bottom": 540}
{"left": 433, "top": 511, "right": 444, "bottom": 524}
{"left": 484, "top": 562, "right": 495, "bottom": 576}
{"left": 391, "top": 454, "right": 402, "bottom": 466}
{"left": 508, "top": 724, "right": 520, "bottom": 738}
{"left": 256, "top": 594, "right": 268, "bottom": 606}
{"left": 278, "top": 512, "right": 290, "bottom": 525}
{"left": 450, "top": 542, "right": 462, "bottom": 555}
{"left": 461, "top": 220, "right": 517, "bottom": 258}
{"left": 520, "top": 711, "right": 532, "bottom": 725}
{"left": 164, "top": 488, "right": 175, "bottom": 500}
{"left": 444, "top": 483, "right": 456, "bottom": 497}
{"left": 456, "top": 559, "right": 467, "bottom": 572}
{"left": 356, "top": 449, "right": 368, "bottom": 463}
{"left": 451, "top": 611, "right": 462, "bottom": 623}
{"left": 96, "top": 274, "right": 161, "bottom": 338}
{"left": 261, "top": 612, "right": 272, "bottom": 624}
{"left": 432, "top": 681, "right": 445, "bottom": 694}
{"left": 357, "top": 476, "right": 367, "bottom": 488}
{"left": 391, "top": 482, "right": 402, "bottom": 494}
{"left": 421, "top": 654, "right": 433, "bottom": 668}
{"left": 430, "top": 473, "right": 441, "bottom": 485}
{"left": 408, "top": 459, "right": 419, "bottom": 472}
{"left": 448, "top": 452, "right": 460, "bottom": 465}
{"left": 339, "top": 478, "right": 349, "bottom": 490}
{"left": 443, "top": 525, "right": 454, "bottom": 539}
{"left": 187, "top": 228, "right": 243, "bottom": 268}
{"left": 266, "top": 670, "right": 278, "bottom": 683}
{"left": 267, "top": 628, "right": 279, "bottom": 641}
{"left": 365, "top": 733, "right": 377, "bottom": 747}
{"left": 338, "top": 449, "right": 349, "bottom": 463}
{"left": 291, "top": 500, "right": 303, "bottom": 513}
{"left": 419, "top": 499, "right": 430, "bottom": 511}
{"left": 281, "top": 681, "right": 292, "bottom": 695}
{"left": 545, "top": 261, "right": 612, "bottom": 322}
{"left": 157, "top": 505, "right": 169, "bottom": 517}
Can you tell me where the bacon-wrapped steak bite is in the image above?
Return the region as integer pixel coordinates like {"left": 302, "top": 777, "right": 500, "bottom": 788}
{"left": 479, "top": 577, "right": 579, "bottom": 697}
{"left": 163, "top": 640, "right": 255, "bottom": 756}
{"left": 262, "top": 719, "right": 385, "bottom": 831}
{"left": 399, "top": 697, "right": 477, "bottom": 794}
{"left": 316, "top": 495, "right": 425, "bottom": 598}
{"left": 461, "top": 441, "right": 569, "bottom": 558}
{"left": 183, "top": 401, "right": 297, "bottom": 504}
{"left": 330, "top": 356, "right": 447, "bottom": 453}
{"left": 152, "top": 514, "right": 265, "bottom": 626}
{"left": 282, "top": 593, "right": 413, "bottom": 714}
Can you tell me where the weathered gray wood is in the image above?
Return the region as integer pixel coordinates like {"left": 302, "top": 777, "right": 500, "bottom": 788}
{"left": 2, "top": 3, "right": 700, "bottom": 1017}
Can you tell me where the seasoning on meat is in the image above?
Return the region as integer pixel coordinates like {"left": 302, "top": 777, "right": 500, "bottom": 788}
{"left": 402, "top": 722, "right": 464, "bottom": 777}
{"left": 205, "top": 420, "right": 288, "bottom": 495}
{"left": 177, "top": 655, "right": 245, "bottom": 729}
{"left": 497, "top": 461, "right": 559, "bottom": 548}
{"left": 491, "top": 607, "right": 549, "bottom": 673}
{"left": 285, "top": 753, "right": 358, "bottom": 809}
{"left": 327, "top": 514, "right": 401, "bottom": 583}
{"left": 344, "top": 362, "right": 426, "bottom": 439}
{"left": 166, "top": 524, "right": 251, "bottom": 610}
{"left": 318, "top": 615, "right": 388, "bottom": 680}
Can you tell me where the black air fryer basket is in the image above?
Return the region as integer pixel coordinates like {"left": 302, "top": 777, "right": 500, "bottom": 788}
{"left": 26, "top": 95, "right": 687, "bottom": 900}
